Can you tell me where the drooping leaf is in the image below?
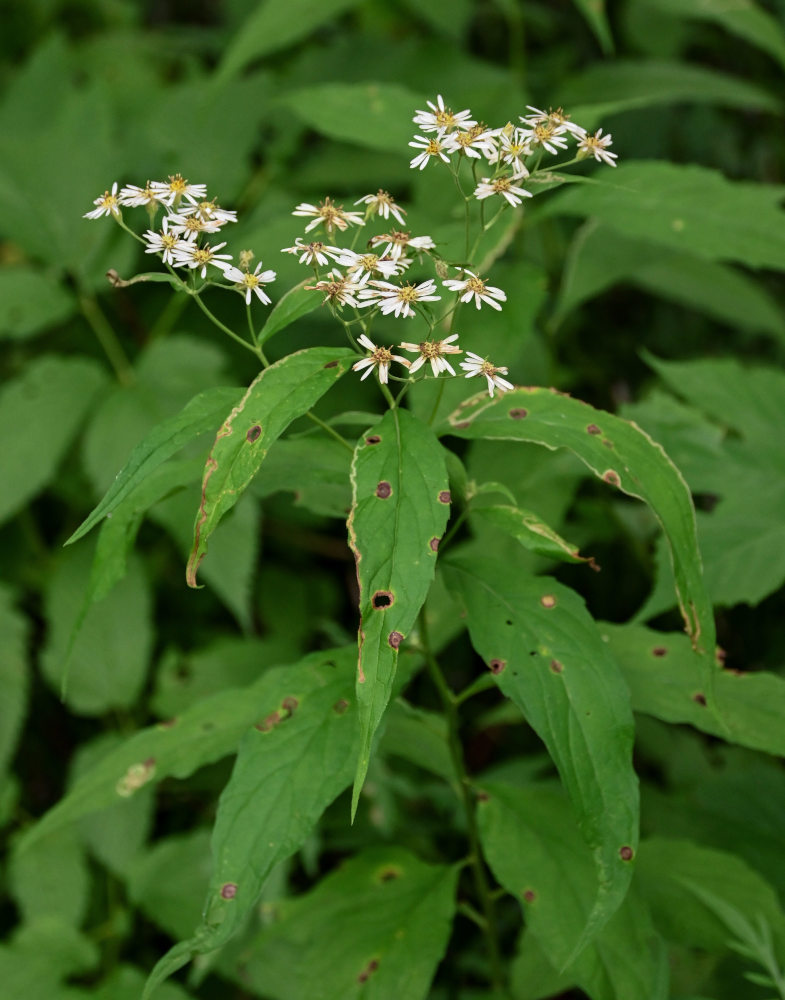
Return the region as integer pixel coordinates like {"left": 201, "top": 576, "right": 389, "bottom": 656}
{"left": 143, "top": 647, "right": 358, "bottom": 996}
{"left": 186, "top": 346, "right": 355, "bottom": 586}
{"left": 347, "top": 408, "right": 450, "bottom": 813}
{"left": 471, "top": 501, "right": 599, "bottom": 568}
{"left": 67, "top": 387, "right": 241, "bottom": 545}
{"left": 446, "top": 554, "right": 638, "bottom": 950}
{"left": 0, "top": 355, "right": 106, "bottom": 525}
{"left": 221, "top": 848, "right": 458, "bottom": 1000}
{"left": 478, "top": 783, "right": 668, "bottom": 998}
{"left": 444, "top": 386, "right": 715, "bottom": 662}
{"left": 256, "top": 278, "right": 323, "bottom": 346}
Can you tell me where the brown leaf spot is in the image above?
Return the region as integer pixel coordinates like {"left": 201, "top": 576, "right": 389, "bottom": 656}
{"left": 476, "top": 790, "right": 490, "bottom": 802}
{"left": 540, "top": 594, "right": 556, "bottom": 609}
{"left": 323, "top": 360, "right": 339, "bottom": 368}
{"left": 255, "top": 711, "right": 280, "bottom": 732}
{"left": 693, "top": 692, "right": 707, "bottom": 707}
{"left": 522, "top": 889, "right": 537, "bottom": 903}
{"left": 365, "top": 434, "right": 381, "bottom": 445}
{"left": 652, "top": 646, "right": 668, "bottom": 657}
{"left": 372, "top": 590, "right": 394, "bottom": 609}
{"left": 488, "top": 659, "right": 506, "bottom": 674}
{"left": 603, "top": 469, "right": 621, "bottom": 487}
{"left": 453, "top": 420, "right": 471, "bottom": 429}
{"left": 619, "top": 846, "right": 634, "bottom": 862}
{"left": 221, "top": 882, "right": 238, "bottom": 900}
{"left": 438, "top": 490, "right": 451, "bottom": 504}
{"left": 429, "top": 536, "right": 440, "bottom": 552}
{"left": 509, "top": 408, "right": 528, "bottom": 419}
{"left": 246, "top": 424, "right": 262, "bottom": 443}
{"left": 333, "top": 698, "right": 349, "bottom": 715}
{"left": 377, "top": 866, "right": 401, "bottom": 882}
{"left": 388, "top": 630, "right": 403, "bottom": 649}
{"left": 587, "top": 424, "right": 601, "bottom": 435}
{"left": 550, "top": 659, "right": 564, "bottom": 673}
{"left": 357, "top": 958, "right": 380, "bottom": 983}
{"left": 603, "top": 439, "right": 613, "bottom": 449}
{"left": 158, "top": 718, "right": 177, "bottom": 729}
{"left": 281, "top": 696, "right": 298, "bottom": 714}
{"left": 375, "top": 481, "right": 392, "bottom": 499}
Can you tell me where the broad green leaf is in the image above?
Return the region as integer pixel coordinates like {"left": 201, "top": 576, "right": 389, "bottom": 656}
{"left": 544, "top": 161, "right": 785, "bottom": 273}
{"left": 144, "top": 647, "right": 357, "bottom": 994}
{"left": 603, "top": 623, "right": 785, "bottom": 757}
{"left": 511, "top": 930, "right": 577, "bottom": 1000}
{"left": 347, "top": 408, "right": 450, "bottom": 812}
{"left": 68, "top": 387, "right": 241, "bottom": 544}
{"left": 553, "top": 221, "right": 785, "bottom": 341}
{"left": 478, "top": 783, "right": 668, "bottom": 998}
{"left": 8, "top": 826, "right": 90, "bottom": 928}
{"left": 379, "top": 699, "right": 455, "bottom": 783}
{"left": 40, "top": 545, "right": 152, "bottom": 716}
{"left": 0, "top": 355, "right": 106, "bottom": 525}
{"left": 471, "top": 502, "right": 599, "bottom": 568}
{"left": 446, "top": 554, "right": 638, "bottom": 949}
{"left": 0, "top": 919, "right": 98, "bottom": 994}
{"left": 571, "top": 0, "right": 613, "bottom": 53}
{"left": 62, "top": 965, "right": 194, "bottom": 1000}
{"left": 560, "top": 59, "right": 781, "bottom": 120}
{"left": 218, "top": 0, "right": 364, "bottom": 78}
{"left": 643, "top": 0, "right": 785, "bottom": 72}
{"left": 186, "top": 346, "right": 355, "bottom": 586}
{"left": 249, "top": 435, "right": 352, "bottom": 518}
{"left": 220, "top": 848, "right": 458, "bottom": 1000}
{"left": 256, "top": 278, "right": 322, "bottom": 346}
{"left": 444, "top": 386, "right": 715, "bottom": 661}
{"left": 282, "top": 82, "right": 425, "bottom": 154}
{"left": 18, "top": 647, "right": 353, "bottom": 854}
{"left": 0, "top": 585, "right": 29, "bottom": 774}
{"left": 0, "top": 266, "right": 76, "bottom": 339}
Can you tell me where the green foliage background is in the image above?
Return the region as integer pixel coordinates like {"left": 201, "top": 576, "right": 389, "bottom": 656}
{"left": 2, "top": 1, "right": 785, "bottom": 998}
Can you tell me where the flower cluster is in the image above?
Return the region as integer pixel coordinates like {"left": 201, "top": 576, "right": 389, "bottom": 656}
{"left": 84, "top": 175, "right": 276, "bottom": 304}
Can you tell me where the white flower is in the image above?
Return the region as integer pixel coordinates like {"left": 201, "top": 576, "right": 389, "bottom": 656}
{"left": 150, "top": 174, "right": 207, "bottom": 207}
{"left": 359, "top": 278, "right": 441, "bottom": 319}
{"left": 460, "top": 352, "right": 514, "bottom": 397}
{"left": 170, "top": 240, "right": 232, "bottom": 278}
{"left": 409, "top": 131, "right": 458, "bottom": 170}
{"left": 399, "top": 334, "right": 461, "bottom": 376}
{"left": 352, "top": 334, "right": 410, "bottom": 384}
{"left": 305, "top": 268, "right": 363, "bottom": 309}
{"left": 413, "top": 95, "right": 476, "bottom": 133}
{"left": 577, "top": 129, "right": 618, "bottom": 167}
{"left": 281, "top": 238, "right": 341, "bottom": 267}
{"left": 451, "top": 126, "right": 498, "bottom": 161}
{"left": 522, "top": 105, "right": 587, "bottom": 139}
{"left": 368, "top": 230, "right": 435, "bottom": 261}
{"left": 354, "top": 190, "right": 407, "bottom": 226}
{"left": 224, "top": 262, "right": 276, "bottom": 305}
{"left": 84, "top": 182, "right": 120, "bottom": 219}
{"left": 178, "top": 199, "right": 238, "bottom": 224}
{"left": 474, "top": 175, "right": 532, "bottom": 207}
{"left": 166, "top": 211, "right": 223, "bottom": 243}
{"left": 518, "top": 121, "right": 570, "bottom": 156}
{"left": 143, "top": 217, "right": 178, "bottom": 265}
{"left": 118, "top": 182, "right": 167, "bottom": 208}
{"left": 333, "top": 249, "right": 401, "bottom": 285}
{"left": 443, "top": 270, "right": 506, "bottom": 311}
{"left": 292, "top": 197, "right": 365, "bottom": 235}
{"left": 489, "top": 125, "right": 531, "bottom": 178}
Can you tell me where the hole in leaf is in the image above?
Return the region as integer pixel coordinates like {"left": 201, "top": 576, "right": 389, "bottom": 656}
{"left": 372, "top": 591, "right": 394, "bottom": 609}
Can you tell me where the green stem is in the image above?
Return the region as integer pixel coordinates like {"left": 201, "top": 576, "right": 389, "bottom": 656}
{"left": 191, "top": 293, "right": 262, "bottom": 359}
{"left": 78, "top": 292, "right": 135, "bottom": 385}
{"left": 304, "top": 411, "right": 354, "bottom": 453}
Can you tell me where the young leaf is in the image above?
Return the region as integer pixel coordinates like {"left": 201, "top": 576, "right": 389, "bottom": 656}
{"left": 66, "top": 387, "right": 241, "bottom": 545}
{"left": 186, "top": 346, "right": 355, "bottom": 586}
{"left": 478, "top": 783, "right": 668, "bottom": 998}
{"left": 143, "top": 647, "right": 358, "bottom": 994}
{"left": 471, "top": 501, "right": 598, "bottom": 568}
{"left": 444, "top": 386, "right": 715, "bottom": 661}
{"left": 446, "top": 554, "right": 638, "bottom": 950}
{"left": 220, "top": 848, "right": 458, "bottom": 1000}
{"left": 347, "top": 408, "right": 450, "bottom": 814}
{"left": 256, "top": 278, "right": 323, "bottom": 347}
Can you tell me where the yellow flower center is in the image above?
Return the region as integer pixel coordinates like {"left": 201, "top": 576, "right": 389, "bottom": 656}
{"left": 372, "top": 347, "right": 393, "bottom": 364}
{"left": 398, "top": 285, "right": 419, "bottom": 303}
{"left": 168, "top": 173, "right": 188, "bottom": 194}
{"left": 466, "top": 276, "right": 486, "bottom": 295}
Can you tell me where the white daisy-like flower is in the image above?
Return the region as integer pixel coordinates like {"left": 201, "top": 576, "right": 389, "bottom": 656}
{"left": 413, "top": 95, "right": 476, "bottom": 133}
{"left": 368, "top": 230, "right": 436, "bottom": 261}
{"left": 352, "top": 334, "right": 410, "bottom": 384}
{"left": 179, "top": 199, "right": 238, "bottom": 224}
{"left": 224, "top": 262, "right": 277, "bottom": 305}
{"left": 443, "top": 270, "right": 506, "bottom": 311}
{"left": 451, "top": 126, "right": 498, "bottom": 161}
{"left": 150, "top": 174, "right": 207, "bottom": 207}
{"left": 305, "top": 268, "right": 363, "bottom": 309}
{"left": 143, "top": 217, "right": 178, "bottom": 265}
{"left": 333, "top": 249, "right": 401, "bottom": 285}
{"left": 359, "top": 278, "right": 441, "bottom": 319}
{"left": 399, "top": 334, "right": 462, "bottom": 376}
{"left": 518, "top": 121, "right": 570, "bottom": 156}
{"left": 281, "top": 238, "right": 342, "bottom": 267}
{"left": 489, "top": 125, "right": 531, "bottom": 178}
{"left": 522, "top": 105, "right": 587, "bottom": 139}
{"left": 409, "top": 130, "right": 458, "bottom": 170}
{"left": 170, "top": 240, "right": 232, "bottom": 278}
{"left": 459, "top": 351, "right": 515, "bottom": 397}
{"left": 354, "top": 190, "right": 407, "bottom": 227}
{"left": 166, "top": 211, "right": 223, "bottom": 243}
{"left": 84, "top": 182, "right": 120, "bottom": 219}
{"left": 292, "top": 197, "right": 365, "bottom": 235}
{"left": 118, "top": 182, "right": 167, "bottom": 208}
{"left": 577, "top": 129, "right": 618, "bottom": 167}
{"left": 474, "top": 175, "right": 533, "bottom": 207}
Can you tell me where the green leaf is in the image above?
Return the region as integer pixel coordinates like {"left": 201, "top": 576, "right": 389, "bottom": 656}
{"left": 220, "top": 848, "right": 458, "bottom": 1000}
{"left": 446, "top": 554, "right": 638, "bottom": 950}
{"left": 249, "top": 435, "right": 352, "bottom": 518}
{"left": 0, "top": 355, "right": 106, "bottom": 525}
{"left": 186, "top": 346, "right": 355, "bottom": 586}
{"left": 0, "top": 266, "right": 76, "bottom": 339}
{"left": 379, "top": 699, "right": 455, "bottom": 783}
{"left": 0, "top": 919, "right": 98, "bottom": 993}
{"left": 67, "top": 387, "right": 241, "bottom": 545}
{"left": 0, "top": 585, "right": 29, "bottom": 774}
{"left": 478, "top": 783, "right": 668, "bottom": 998}
{"left": 444, "top": 385, "right": 715, "bottom": 663}
{"left": 8, "top": 826, "right": 90, "bottom": 928}
{"left": 143, "top": 647, "right": 358, "bottom": 994}
{"left": 256, "top": 278, "right": 323, "bottom": 347}
{"left": 347, "top": 408, "right": 450, "bottom": 813}
{"left": 471, "top": 502, "right": 599, "bottom": 568}
{"left": 603, "top": 622, "right": 785, "bottom": 758}
{"left": 570, "top": 0, "right": 614, "bottom": 53}
{"left": 544, "top": 161, "right": 785, "bottom": 273}
{"left": 218, "top": 0, "right": 364, "bottom": 78}
{"left": 282, "top": 82, "right": 425, "bottom": 153}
